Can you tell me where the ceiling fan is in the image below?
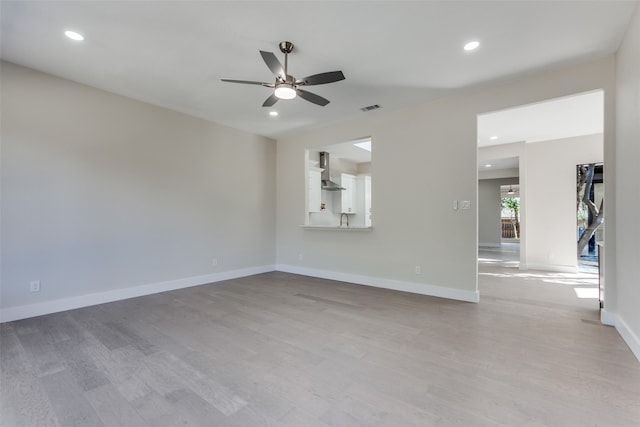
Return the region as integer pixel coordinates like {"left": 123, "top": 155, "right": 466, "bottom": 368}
{"left": 221, "top": 41, "right": 345, "bottom": 107}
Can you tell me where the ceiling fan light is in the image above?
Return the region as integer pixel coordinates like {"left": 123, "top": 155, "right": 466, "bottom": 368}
{"left": 274, "top": 84, "right": 296, "bottom": 100}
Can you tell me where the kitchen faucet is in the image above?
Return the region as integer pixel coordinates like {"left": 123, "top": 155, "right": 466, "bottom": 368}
{"left": 340, "top": 213, "right": 349, "bottom": 227}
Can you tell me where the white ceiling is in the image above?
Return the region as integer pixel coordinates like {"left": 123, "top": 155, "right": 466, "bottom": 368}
{"left": 480, "top": 156, "right": 520, "bottom": 171}
{"left": 1, "top": 1, "right": 635, "bottom": 139}
{"left": 318, "top": 138, "right": 372, "bottom": 165}
{"left": 477, "top": 90, "right": 604, "bottom": 148}
{"left": 477, "top": 90, "right": 604, "bottom": 173}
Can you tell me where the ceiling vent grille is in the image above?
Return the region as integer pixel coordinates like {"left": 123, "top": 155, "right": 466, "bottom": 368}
{"left": 360, "top": 104, "right": 381, "bottom": 112}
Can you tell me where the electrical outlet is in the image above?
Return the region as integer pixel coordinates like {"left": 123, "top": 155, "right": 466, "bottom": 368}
{"left": 461, "top": 200, "right": 471, "bottom": 210}
{"left": 415, "top": 266, "right": 421, "bottom": 275}
{"left": 30, "top": 280, "right": 41, "bottom": 293}
{"left": 212, "top": 258, "right": 218, "bottom": 266}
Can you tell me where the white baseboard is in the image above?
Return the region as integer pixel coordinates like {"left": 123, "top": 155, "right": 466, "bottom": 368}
{"left": 3, "top": 262, "right": 634, "bottom": 363}
{"left": 478, "top": 243, "right": 501, "bottom": 248}
{"left": 600, "top": 309, "right": 617, "bottom": 326}
{"left": 598, "top": 310, "right": 640, "bottom": 364}
{"left": 276, "top": 264, "right": 479, "bottom": 303}
{"left": 522, "top": 263, "right": 578, "bottom": 273}
{"left": 0, "top": 265, "right": 276, "bottom": 323}
{"left": 615, "top": 315, "right": 640, "bottom": 364}
{"left": 1, "top": 264, "right": 480, "bottom": 323}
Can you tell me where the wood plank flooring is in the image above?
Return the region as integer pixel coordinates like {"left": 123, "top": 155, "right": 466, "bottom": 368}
{"left": 2, "top": 262, "right": 640, "bottom": 426}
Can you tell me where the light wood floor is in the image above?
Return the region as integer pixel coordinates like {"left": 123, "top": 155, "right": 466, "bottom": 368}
{"left": 2, "top": 257, "right": 640, "bottom": 426}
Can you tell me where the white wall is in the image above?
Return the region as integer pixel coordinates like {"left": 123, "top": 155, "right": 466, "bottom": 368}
{"left": 526, "top": 134, "right": 603, "bottom": 272}
{"left": 615, "top": 4, "right": 640, "bottom": 361}
{"left": 478, "top": 178, "right": 518, "bottom": 248}
{"left": 0, "top": 62, "right": 276, "bottom": 321}
{"left": 478, "top": 180, "right": 500, "bottom": 247}
{"left": 276, "top": 58, "right": 615, "bottom": 303}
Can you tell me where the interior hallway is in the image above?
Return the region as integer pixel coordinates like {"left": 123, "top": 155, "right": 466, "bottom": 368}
{"left": 479, "top": 241, "right": 600, "bottom": 314}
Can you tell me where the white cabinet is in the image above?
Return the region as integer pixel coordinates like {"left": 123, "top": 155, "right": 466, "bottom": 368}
{"left": 307, "top": 167, "right": 323, "bottom": 213}
{"left": 340, "top": 173, "right": 357, "bottom": 214}
{"left": 362, "top": 175, "right": 372, "bottom": 227}
{"left": 354, "top": 174, "right": 372, "bottom": 227}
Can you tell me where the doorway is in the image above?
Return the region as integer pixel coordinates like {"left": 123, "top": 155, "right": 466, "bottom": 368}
{"left": 477, "top": 90, "right": 604, "bottom": 309}
{"left": 577, "top": 163, "right": 604, "bottom": 272}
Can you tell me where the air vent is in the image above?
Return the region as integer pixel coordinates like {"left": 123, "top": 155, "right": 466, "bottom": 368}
{"left": 360, "top": 104, "right": 381, "bottom": 112}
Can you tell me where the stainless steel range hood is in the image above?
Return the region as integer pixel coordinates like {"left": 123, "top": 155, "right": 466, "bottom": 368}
{"left": 319, "top": 152, "right": 345, "bottom": 191}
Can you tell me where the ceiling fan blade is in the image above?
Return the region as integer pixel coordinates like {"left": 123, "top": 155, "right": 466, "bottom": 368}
{"left": 297, "top": 71, "right": 345, "bottom": 86}
{"left": 262, "top": 94, "right": 279, "bottom": 107}
{"left": 220, "top": 79, "right": 274, "bottom": 87}
{"left": 260, "top": 51, "right": 285, "bottom": 78}
{"left": 297, "top": 89, "right": 330, "bottom": 106}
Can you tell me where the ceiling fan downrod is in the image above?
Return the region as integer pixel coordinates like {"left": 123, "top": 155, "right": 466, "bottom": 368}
{"left": 279, "top": 41, "right": 294, "bottom": 79}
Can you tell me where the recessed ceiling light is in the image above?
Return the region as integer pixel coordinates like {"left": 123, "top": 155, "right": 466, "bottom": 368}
{"left": 269, "top": 111, "right": 278, "bottom": 117}
{"left": 464, "top": 41, "right": 480, "bottom": 51}
{"left": 490, "top": 135, "right": 498, "bottom": 140}
{"left": 64, "top": 30, "right": 84, "bottom": 41}
{"left": 485, "top": 164, "right": 492, "bottom": 168}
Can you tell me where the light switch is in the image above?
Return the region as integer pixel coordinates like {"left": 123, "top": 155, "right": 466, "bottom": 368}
{"left": 452, "top": 200, "right": 458, "bottom": 211}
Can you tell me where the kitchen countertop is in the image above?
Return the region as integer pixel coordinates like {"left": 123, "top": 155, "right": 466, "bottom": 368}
{"left": 300, "top": 225, "right": 373, "bottom": 231}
